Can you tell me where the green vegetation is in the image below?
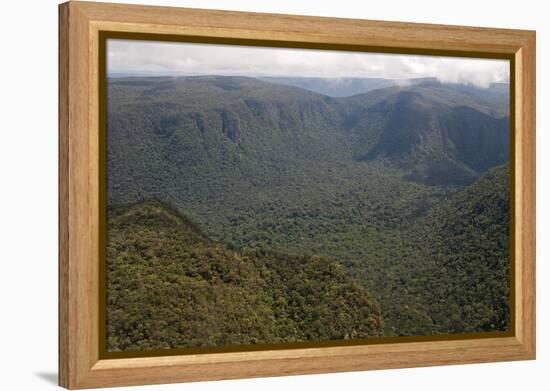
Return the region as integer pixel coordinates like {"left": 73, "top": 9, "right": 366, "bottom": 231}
{"left": 106, "top": 75, "right": 510, "bottom": 350}
{"left": 346, "top": 165, "right": 510, "bottom": 335}
{"left": 106, "top": 201, "right": 382, "bottom": 351}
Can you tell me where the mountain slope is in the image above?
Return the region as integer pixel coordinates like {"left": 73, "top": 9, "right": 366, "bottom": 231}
{"left": 106, "top": 201, "right": 383, "bottom": 351}
{"left": 412, "top": 164, "right": 510, "bottom": 332}
{"left": 344, "top": 165, "right": 510, "bottom": 336}
{"left": 107, "top": 76, "right": 352, "bottom": 206}
{"left": 344, "top": 81, "right": 509, "bottom": 185}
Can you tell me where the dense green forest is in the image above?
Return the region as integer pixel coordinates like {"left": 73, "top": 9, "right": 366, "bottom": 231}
{"left": 345, "top": 165, "right": 510, "bottom": 335}
{"left": 106, "top": 75, "right": 510, "bottom": 350}
{"left": 106, "top": 201, "right": 382, "bottom": 351}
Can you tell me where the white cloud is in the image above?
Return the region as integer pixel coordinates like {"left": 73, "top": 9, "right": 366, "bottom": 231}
{"left": 107, "top": 39, "right": 509, "bottom": 88}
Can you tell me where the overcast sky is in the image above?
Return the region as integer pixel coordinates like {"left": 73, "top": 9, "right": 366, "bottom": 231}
{"left": 107, "top": 39, "right": 509, "bottom": 87}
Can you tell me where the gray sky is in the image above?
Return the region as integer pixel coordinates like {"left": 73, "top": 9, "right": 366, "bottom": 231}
{"left": 107, "top": 39, "right": 509, "bottom": 87}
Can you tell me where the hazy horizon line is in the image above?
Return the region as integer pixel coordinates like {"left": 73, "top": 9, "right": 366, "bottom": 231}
{"left": 106, "top": 72, "right": 510, "bottom": 87}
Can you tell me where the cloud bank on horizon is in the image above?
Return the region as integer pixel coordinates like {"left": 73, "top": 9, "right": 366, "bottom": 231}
{"left": 107, "top": 39, "right": 509, "bottom": 88}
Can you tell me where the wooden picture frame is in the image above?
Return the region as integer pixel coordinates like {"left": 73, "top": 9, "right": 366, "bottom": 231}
{"left": 59, "top": 1, "right": 536, "bottom": 389}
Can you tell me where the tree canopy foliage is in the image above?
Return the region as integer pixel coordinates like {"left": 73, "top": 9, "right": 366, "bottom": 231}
{"left": 106, "top": 201, "right": 382, "bottom": 351}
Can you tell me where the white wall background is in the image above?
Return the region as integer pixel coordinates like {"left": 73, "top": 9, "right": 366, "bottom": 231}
{"left": 0, "top": 0, "right": 546, "bottom": 389}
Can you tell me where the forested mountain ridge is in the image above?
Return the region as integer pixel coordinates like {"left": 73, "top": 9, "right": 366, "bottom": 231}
{"left": 106, "top": 201, "right": 383, "bottom": 351}
{"left": 107, "top": 75, "right": 509, "bottom": 202}
{"left": 350, "top": 165, "right": 510, "bottom": 335}
{"left": 414, "top": 164, "right": 510, "bottom": 332}
{"left": 350, "top": 90, "right": 509, "bottom": 184}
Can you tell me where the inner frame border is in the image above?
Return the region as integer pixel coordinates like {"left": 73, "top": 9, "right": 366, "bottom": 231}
{"left": 97, "top": 30, "right": 516, "bottom": 360}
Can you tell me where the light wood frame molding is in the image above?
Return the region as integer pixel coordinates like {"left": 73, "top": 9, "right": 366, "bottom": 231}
{"left": 59, "top": 1, "right": 536, "bottom": 389}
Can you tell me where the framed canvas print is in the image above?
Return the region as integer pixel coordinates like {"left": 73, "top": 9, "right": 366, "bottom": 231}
{"left": 58, "top": 1, "right": 536, "bottom": 389}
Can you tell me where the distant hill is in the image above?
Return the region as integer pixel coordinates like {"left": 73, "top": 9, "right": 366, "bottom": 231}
{"left": 108, "top": 75, "right": 433, "bottom": 97}
{"left": 348, "top": 88, "right": 509, "bottom": 185}
{"left": 106, "top": 201, "right": 382, "bottom": 351}
{"left": 259, "top": 76, "right": 399, "bottom": 97}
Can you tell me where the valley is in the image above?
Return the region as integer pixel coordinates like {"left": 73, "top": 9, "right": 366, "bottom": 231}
{"left": 105, "top": 75, "right": 511, "bottom": 348}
